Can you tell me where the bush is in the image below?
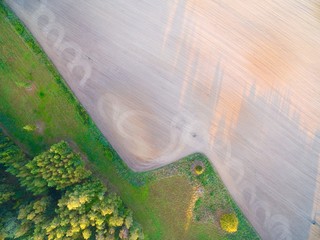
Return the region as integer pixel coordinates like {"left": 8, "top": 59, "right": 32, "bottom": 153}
{"left": 192, "top": 161, "right": 205, "bottom": 176}
{"left": 220, "top": 213, "right": 239, "bottom": 233}
{"left": 104, "top": 148, "right": 113, "bottom": 160}
{"left": 77, "top": 105, "right": 90, "bottom": 125}
{"left": 194, "top": 198, "right": 202, "bottom": 211}
{"left": 195, "top": 165, "right": 204, "bottom": 175}
{"left": 39, "top": 91, "right": 45, "bottom": 98}
{"left": 23, "top": 124, "right": 36, "bottom": 132}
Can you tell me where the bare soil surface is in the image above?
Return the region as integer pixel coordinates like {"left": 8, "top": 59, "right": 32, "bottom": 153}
{"left": 6, "top": 0, "right": 320, "bottom": 239}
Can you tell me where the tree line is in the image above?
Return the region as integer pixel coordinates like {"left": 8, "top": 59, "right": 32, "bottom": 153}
{"left": 0, "top": 129, "right": 143, "bottom": 240}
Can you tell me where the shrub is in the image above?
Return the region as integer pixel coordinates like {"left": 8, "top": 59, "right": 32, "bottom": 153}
{"left": 104, "top": 148, "right": 113, "bottom": 160}
{"left": 25, "top": 141, "right": 92, "bottom": 191}
{"left": 195, "top": 165, "right": 204, "bottom": 175}
{"left": 220, "top": 213, "right": 239, "bottom": 233}
{"left": 77, "top": 105, "right": 90, "bottom": 125}
{"left": 39, "top": 91, "right": 45, "bottom": 98}
{"left": 194, "top": 198, "right": 202, "bottom": 211}
{"left": 23, "top": 124, "right": 36, "bottom": 132}
{"left": 191, "top": 161, "right": 205, "bottom": 176}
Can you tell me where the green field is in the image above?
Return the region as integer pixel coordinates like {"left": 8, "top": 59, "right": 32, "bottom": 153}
{"left": 0, "top": 2, "right": 259, "bottom": 239}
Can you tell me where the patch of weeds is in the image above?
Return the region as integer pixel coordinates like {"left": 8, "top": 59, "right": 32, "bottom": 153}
{"left": 209, "top": 204, "right": 216, "bottom": 213}
{"left": 23, "top": 124, "right": 36, "bottom": 132}
{"left": 194, "top": 198, "right": 202, "bottom": 211}
{"left": 104, "top": 148, "right": 114, "bottom": 160}
{"left": 76, "top": 104, "right": 90, "bottom": 125}
{"left": 23, "top": 52, "right": 31, "bottom": 61}
{"left": 39, "top": 91, "right": 45, "bottom": 99}
{"left": 14, "top": 81, "right": 32, "bottom": 88}
{"left": 27, "top": 71, "right": 33, "bottom": 81}
{"left": 0, "top": 57, "right": 9, "bottom": 72}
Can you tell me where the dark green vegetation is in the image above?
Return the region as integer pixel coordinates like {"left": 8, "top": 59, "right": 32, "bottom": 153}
{"left": 0, "top": 1, "right": 259, "bottom": 239}
{"left": 0, "top": 131, "right": 143, "bottom": 239}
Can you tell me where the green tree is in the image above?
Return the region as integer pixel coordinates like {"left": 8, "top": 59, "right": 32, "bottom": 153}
{"left": 15, "top": 196, "right": 53, "bottom": 239}
{"left": 0, "top": 130, "right": 46, "bottom": 194}
{"left": 0, "top": 183, "right": 15, "bottom": 205}
{"left": 0, "top": 178, "right": 19, "bottom": 240}
{"left": 47, "top": 181, "right": 106, "bottom": 239}
{"left": 47, "top": 180, "right": 143, "bottom": 239}
{"left": 0, "top": 130, "right": 143, "bottom": 239}
{"left": 0, "top": 130, "right": 27, "bottom": 176}
{"left": 26, "top": 141, "right": 91, "bottom": 191}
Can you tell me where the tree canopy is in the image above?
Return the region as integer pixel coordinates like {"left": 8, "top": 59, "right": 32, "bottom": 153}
{"left": 0, "top": 129, "right": 143, "bottom": 239}
{"left": 220, "top": 213, "right": 239, "bottom": 233}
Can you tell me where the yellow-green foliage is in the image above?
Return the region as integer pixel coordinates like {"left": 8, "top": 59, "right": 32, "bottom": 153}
{"left": 23, "top": 124, "right": 36, "bottom": 132}
{"left": 82, "top": 229, "right": 91, "bottom": 239}
{"left": 220, "top": 213, "right": 239, "bottom": 233}
{"left": 0, "top": 131, "right": 143, "bottom": 239}
{"left": 195, "top": 165, "right": 204, "bottom": 175}
{"left": 47, "top": 180, "right": 143, "bottom": 239}
{"left": 25, "top": 141, "right": 91, "bottom": 192}
{"left": 0, "top": 184, "right": 15, "bottom": 204}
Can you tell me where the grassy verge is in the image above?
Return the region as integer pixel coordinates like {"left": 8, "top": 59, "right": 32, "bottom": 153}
{"left": 0, "top": 1, "right": 259, "bottom": 239}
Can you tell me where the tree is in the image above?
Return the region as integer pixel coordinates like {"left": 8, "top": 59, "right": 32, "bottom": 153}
{"left": 47, "top": 180, "right": 143, "bottom": 239}
{"left": 25, "top": 141, "right": 91, "bottom": 192}
{"left": 191, "top": 161, "right": 205, "bottom": 176}
{"left": 220, "top": 213, "right": 239, "bottom": 233}
{"left": 0, "top": 130, "right": 27, "bottom": 176}
{"left": 15, "top": 196, "right": 53, "bottom": 239}
{"left": 47, "top": 181, "right": 107, "bottom": 239}
{"left": 129, "top": 228, "right": 144, "bottom": 240}
{"left": 0, "top": 129, "right": 46, "bottom": 194}
{"left": 0, "top": 183, "right": 15, "bottom": 205}
{"left": 195, "top": 165, "right": 204, "bottom": 175}
{"left": 0, "top": 130, "right": 143, "bottom": 239}
{"left": 0, "top": 180, "right": 18, "bottom": 240}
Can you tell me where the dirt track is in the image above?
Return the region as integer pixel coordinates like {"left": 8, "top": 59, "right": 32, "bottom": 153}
{"left": 6, "top": 0, "right": 320, "bottom": 239}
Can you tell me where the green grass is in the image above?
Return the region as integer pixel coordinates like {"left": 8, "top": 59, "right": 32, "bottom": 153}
{"left": 148, "top": 176, "right": 194, "bottom": 239}
{"left": 0, "top": 1, "right": 259, "bottom": 239}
